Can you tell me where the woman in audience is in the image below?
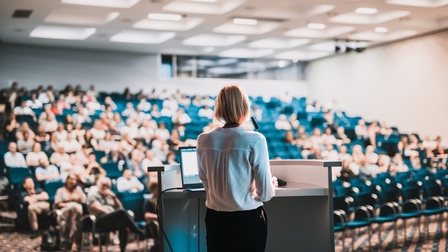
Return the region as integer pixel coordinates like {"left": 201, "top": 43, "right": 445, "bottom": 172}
{"left": 338, "top": 145, "right": 352, "bottom": 162}
{"left": 54, "top": 174, "right": 86, "bottom": 251}
{"left": 355, "top": 119, "right": 369, "bottom": 145}
{"left": 56, "top": 94, "right": 70, "bottom": 112}
{"left": 139, "top": 119, "right": 156, "bottom": 145}
{"left": 351, "top": 144, "right": 366, "bottom": 165}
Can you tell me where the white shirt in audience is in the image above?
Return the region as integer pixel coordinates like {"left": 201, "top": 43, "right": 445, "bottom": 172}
{"left": 4, "top": 152, "right": 27, "bottom": 167}
{"left": 116, "top": 175, "right": 144, "bottom": 192}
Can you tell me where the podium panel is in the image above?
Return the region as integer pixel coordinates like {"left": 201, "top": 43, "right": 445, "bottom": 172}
{"left": 148, "top": 159, "right": 341, "bottom": 252}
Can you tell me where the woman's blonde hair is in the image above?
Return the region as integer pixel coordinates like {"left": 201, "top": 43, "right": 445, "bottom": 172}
{"left": 214, "top": 84, "right": 250, "bottom": 124}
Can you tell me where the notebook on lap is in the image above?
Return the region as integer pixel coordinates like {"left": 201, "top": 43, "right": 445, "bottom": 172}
{"left": 178, "top": 146, "right": 204, "bottom": 191}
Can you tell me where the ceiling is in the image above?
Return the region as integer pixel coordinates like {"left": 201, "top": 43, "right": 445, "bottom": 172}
{"left": 1, "top": 0, "right": 448, "bottom": 61}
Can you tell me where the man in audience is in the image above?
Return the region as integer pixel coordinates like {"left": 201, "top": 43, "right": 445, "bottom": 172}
{"left": 116, "top": 169, "right": 144, "bottom": 192}
{"left": 87, "top": 177, "right": 145, "bottom": 252}
{"left": 21, "top": 177, "right": 50, "bottom": 238}
{"left": 4, "top": 142, "right": 27, "bottom": 168}
{"left": 50, "top": 145, "right": 70, "bottom": 167}
{"left": 35, "top": 158, "right": 60, "bottom": 182}
{"left": 13, "top": 100, "right": 36, "bottom": 120}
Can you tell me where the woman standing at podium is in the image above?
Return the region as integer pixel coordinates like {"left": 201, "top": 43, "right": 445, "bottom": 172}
{"left": 197, "top": 84, "right": 276, "bottom": 252}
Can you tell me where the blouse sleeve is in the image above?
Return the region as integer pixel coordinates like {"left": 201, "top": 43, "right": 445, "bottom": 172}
{"left": 251, "top": 136, "right": 275, "bottom": 202}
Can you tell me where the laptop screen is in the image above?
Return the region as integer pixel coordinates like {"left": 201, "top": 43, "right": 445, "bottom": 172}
{"left": 178, "top": 146, "right": 203, "bottom": 189}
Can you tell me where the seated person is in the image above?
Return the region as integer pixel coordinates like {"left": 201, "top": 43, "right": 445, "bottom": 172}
{"left": 85, "top": 153, "right": 107, "bottom": 185}
{"left": 35, "top": 159, "right": 60, "bottom": 182}
{"left": 4, "top": 142, "right": 27, "bottom": 167}
{"left": 54, "top": 174, "right": 86, "bottom": 251}
{"left": 144, "top": 181, "right": 159, "bottom": 248}
{"left": 26, "top": 142, "right": 49, "bottom": 167}
{"left": 86, "top": 177, "right": 145, "bottom": 252}
{"left": 21, "top": 177, "right": 50, "bottom": 238}
{"left": 49, "top": 145, "right": 70, "bottom": 167}
{"left": 116, "top": 169, "right": 144, "bottom": 193}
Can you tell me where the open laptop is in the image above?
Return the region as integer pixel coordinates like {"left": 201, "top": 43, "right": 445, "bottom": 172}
{"left": 178, "top": 146, "right": 204, "bottom": 191}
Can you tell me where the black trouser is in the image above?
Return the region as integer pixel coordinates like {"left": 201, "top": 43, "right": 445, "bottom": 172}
{"left": 205, "top": 206, "right": 268, "bottom": 252}
{"left": 95, "top": 208, "right": 142, "bottom": 252}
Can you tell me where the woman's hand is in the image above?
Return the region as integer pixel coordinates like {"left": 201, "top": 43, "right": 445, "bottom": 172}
{"left": 271, "top": 177, "right": 279, "bottom": 188}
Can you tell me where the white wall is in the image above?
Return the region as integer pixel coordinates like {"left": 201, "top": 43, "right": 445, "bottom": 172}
{"left": 0, "top": 44, "right": 308, "bottom": 99}
{"left": 307, "top": 30, "right": 448, "bottom": 140}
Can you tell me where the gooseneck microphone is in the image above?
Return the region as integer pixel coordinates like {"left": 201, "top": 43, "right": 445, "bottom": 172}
{"left": 251, "top": 117, "right": 259, "bottom": 132}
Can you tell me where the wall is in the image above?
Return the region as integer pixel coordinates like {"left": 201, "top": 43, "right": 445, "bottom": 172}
{"left": 0, "top": 44, "right": 308, "bottom": 99}
{"left": 307, "top": 30, "right": 448, "bottom": 140}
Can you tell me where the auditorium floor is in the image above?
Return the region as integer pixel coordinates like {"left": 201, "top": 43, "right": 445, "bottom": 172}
{"left": 0, "top": 218, "right": 446, "bottom": 251}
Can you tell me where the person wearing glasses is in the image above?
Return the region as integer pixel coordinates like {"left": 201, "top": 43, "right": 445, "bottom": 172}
{"left": 196, "top": 84, "right": 277, "bottom": 252}
{"left": 86, "top": 177, "right": 145, "bottom": 252}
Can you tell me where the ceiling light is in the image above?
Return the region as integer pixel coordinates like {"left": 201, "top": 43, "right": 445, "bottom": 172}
{"left": 292, "top": 59, "right": 299, "bottom": 63}
{"left": 148, "top": 13, "right": 183, "bottom": 21}
{"left": 278, "top": 60, "right": 286, "bottom": 68}
{"left": 30, "top": 25, "right": 96, "bottom": 40}
{"left": 233, "top": 18, "right": 258, "bottom": 25}
{"left": 110, "top": 30, "right": 175, "bottom": 44}
{"left": 307, "top": 23, "right": 326, "bottom": 29}
{"left": 355, "top": 7, "right": 378, "bottom": 14}
{"left": 61, "top": 0, "right": 140, "bottom": 8}
{"left": 375, "top": 27, "right": 388, "bottom": 33}
{"left": 191, "top": 0, "right": 217, "bottom": 2}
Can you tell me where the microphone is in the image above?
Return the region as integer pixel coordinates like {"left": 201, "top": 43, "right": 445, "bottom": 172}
{"left": 251, "top": 117, "right": 259, "bottom": 132}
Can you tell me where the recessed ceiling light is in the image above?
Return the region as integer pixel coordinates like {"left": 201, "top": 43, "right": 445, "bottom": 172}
{"left": 278, "top": 60, "right": 286, "bottom": 68}
{"left": 148, "top": 13, "right": 183, "bottom": 21}
{"left": 62, "top": 0, "right": 140, "bottom": 8}
{"left": 355, "top": 7, "right": 378, "bottom": 14}
{"left": 307, "top": 23, "right": 326, "bottom": 29}
{"left": 375, "top": 27, "right": 388, "bottom": 33}
{"left": 110, "top": 30, "right": 175, "bottom": 44}
{"left": 30, "top": 25, "right": 96, "bottom": 40}
{"left": 191, "top": 0, "right": 216, "bottom": 2}
{"left": 233, "top": 18, "right": 258, "bottom": 25}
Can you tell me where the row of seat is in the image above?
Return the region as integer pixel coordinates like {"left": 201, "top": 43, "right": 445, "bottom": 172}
{"left": 333, "top": 168, "right": 448, "bottom": 250}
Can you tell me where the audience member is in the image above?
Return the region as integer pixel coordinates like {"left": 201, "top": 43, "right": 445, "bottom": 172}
{"left": 198, "top": 105, "right": 214, "bottom": 119}
{"left": 116, "top": 169, "right": 145, "bottom": 192}
{"left": 54, "top": 174, "right": 86, "bottom": 251}
{"left": 275, "top": 114, "right": 292, "bottom": 130}
{"left": 86, "top": 177, "right": 145, "bottom": 252}
{"left": 4, "top": 142, "right": 27, "bottom": 167}
{"left": 50, "top": 145, "right": 70, "bottom": 167}
{"left": 21, "top": 177, "right": 50, "bottom": 238}
{"left": 17, "top": 131, "right": 35, "bottom": 155}
{"left": 144, "top": 181, "right": 159, "bottom": 247}
{"left": 35, "top": 159, "right": 60, "bottom": 182}
{"left": 26, "top": 142, "right": 49, "bottom": 167}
